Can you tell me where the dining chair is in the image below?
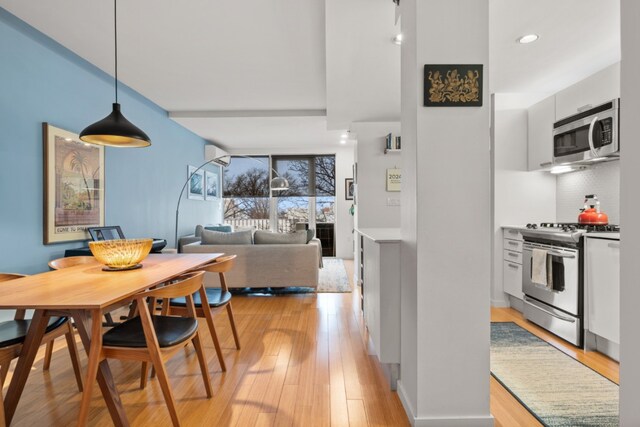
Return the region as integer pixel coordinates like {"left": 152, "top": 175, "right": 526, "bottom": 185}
{"left": 0, "top": 273, "right": 83, "bottom": 395}
{"left": 48, "top": 256, "right": 122, "bottom": 327}
{"left": 162, "top": 255, "right": 240, "bottom": 373}
{"left": 101, "top": 271, "right": 213, "bottom": 426}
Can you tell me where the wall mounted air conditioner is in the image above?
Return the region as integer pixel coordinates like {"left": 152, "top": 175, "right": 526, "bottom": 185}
{"left": 204, "top": 145, "right": 230, "bottom": 166}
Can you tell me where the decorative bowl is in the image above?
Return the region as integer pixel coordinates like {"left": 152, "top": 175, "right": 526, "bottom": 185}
{"left": 89, "top": 238, "right": 153, "bottom": 271}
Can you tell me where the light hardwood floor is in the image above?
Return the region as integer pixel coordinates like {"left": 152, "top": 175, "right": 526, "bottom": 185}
{"left": 2, "top": 260, "right": 619, "bottom": 426}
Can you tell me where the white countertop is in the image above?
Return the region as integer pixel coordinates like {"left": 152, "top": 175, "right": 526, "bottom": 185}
{"left": 501, "top": 225, "right": 528, "bottom": 231}
{"left": 356, "top": 228, "right": 401, "bottom": 243}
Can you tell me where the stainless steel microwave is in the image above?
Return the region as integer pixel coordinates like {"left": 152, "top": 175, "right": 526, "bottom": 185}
{"left": 552, "top": 99, "right": 619, "bottom": 164}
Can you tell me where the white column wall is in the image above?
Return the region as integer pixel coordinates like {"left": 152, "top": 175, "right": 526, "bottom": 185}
{"left": 399, "top": 1, "right": 493, "bottom": 425}
{"left": 619, "top": 0, "right": 640, "bottom": 424}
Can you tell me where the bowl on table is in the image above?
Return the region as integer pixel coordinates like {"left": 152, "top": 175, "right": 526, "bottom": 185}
{"left": 89, "top": 238, "right": 153, "bottom": 271}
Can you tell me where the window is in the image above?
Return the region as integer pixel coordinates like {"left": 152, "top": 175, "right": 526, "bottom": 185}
{"left": 223, "top": 156, "right": 270, "bottom": 230}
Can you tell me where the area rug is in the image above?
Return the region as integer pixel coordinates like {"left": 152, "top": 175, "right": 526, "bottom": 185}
{"left": 317, "top": 258, "right": 351, "bottom": 293}
{"left": 491, "top": 322, "right": 619, "bottom": 427}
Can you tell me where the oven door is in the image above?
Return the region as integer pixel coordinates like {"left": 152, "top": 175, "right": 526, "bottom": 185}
{"left": 522, "top": 242, "right": 579, "bottom": 315}
{"left": 552, "top": 100, "right": 618, "bottom": 164}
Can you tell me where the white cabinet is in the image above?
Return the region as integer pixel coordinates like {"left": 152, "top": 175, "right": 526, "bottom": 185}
{"left": 527, "top": 95, "right": 555, "bottom": 171}
{"left": 555, "top": 63, "right": 620, "bottom": 121}
{"left": 586, "top": 236, "right": 620, "bottom": 344}
{"left": 502, "top": 228, "right": 524, "bottom": 298}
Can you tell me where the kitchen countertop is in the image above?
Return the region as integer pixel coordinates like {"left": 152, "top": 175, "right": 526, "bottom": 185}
{"left": 501, "top": 225, "right": 528, "bottom": 230}
{"left": 356, "top": 228, "right": 401, "bottom": 243}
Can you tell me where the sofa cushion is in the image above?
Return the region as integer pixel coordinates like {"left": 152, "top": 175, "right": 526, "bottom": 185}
{"left": 205, "top": 225, "right": 232, "bottom": 233}
{"left": 254, "top": 230, "right": 307, "bottom": 245}
{"left": 201, "top": 229, "right": 253, "bottom": 245}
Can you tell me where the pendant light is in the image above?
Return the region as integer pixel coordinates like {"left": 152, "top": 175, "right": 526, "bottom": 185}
{"left": 80, "top": 0, "right": 151, "bottom": 147}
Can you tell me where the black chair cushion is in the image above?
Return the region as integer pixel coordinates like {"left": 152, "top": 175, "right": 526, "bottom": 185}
{"left": 169, "top": 288, "right": 231, "bottom": 308}
{"left": 103, "top": 315, "right": 198, "bottom": 348}
{"left": 0, "top": 316, "right": 67, "bottom": 348}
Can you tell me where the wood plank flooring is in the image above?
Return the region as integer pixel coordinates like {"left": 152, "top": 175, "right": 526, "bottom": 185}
{"left": 2, "top": 261, "right": 619, "bottom": 426}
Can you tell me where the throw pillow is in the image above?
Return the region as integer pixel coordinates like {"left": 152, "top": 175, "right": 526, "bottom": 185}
{"left": 201, "top": 229, "right": 252, "bottom": 245}
{"left": 254, "top": 230, "right": 307, "bottom": 245}
{"left": 205, "top": 225, "right": 232, "bottom": 233}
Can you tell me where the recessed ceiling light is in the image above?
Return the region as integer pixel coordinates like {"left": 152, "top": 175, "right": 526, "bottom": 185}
{"left": 340, "top": 139, "right": 347, "bottom": 145}
{"left": 341, "top": 132, "right": 348, "bottom": 139}
{"left": 517, "top": 34, "right": 539, "bottom": 44}
{"left": 392, "top": 34, "right": 403, "bottom": 45}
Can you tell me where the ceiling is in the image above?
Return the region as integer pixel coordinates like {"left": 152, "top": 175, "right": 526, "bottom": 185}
{"left": 0, "top": 0, "right": 622, "bottom": 147}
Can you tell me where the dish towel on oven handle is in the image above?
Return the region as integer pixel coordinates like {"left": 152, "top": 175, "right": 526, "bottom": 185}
{"left": 531, "top": 248, "right": 550, "bottom": 288}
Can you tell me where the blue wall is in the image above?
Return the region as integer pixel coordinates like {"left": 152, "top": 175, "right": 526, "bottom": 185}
{"left": 0, "top": 8, "right": 222, "bottom": 274}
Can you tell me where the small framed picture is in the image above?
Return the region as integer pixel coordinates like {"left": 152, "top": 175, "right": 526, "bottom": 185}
{"left": 188, "top": 166, "right": 205, "bottom": 200}
{"left": 205, "top": 168, "right": 220, "bottom": 200}
{"left": 345, "top": 178, "right": 354, "bottom": 200}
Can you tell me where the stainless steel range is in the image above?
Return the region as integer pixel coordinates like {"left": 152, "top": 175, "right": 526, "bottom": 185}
{"left": 519, "top": 222, "right": 619, "bottom": 346}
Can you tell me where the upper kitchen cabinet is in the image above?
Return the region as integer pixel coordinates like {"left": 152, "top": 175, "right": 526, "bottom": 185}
{"left": 555, "top": 63, "right": 620, "bottom": 121}
{"left": 527, "top": 95, "right": 555, "bottom": 171}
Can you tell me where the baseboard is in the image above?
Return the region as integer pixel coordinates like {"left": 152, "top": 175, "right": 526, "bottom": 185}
{"left": 491, "top": 298, "right": 510, "bottom": 308}
{"left": 397, "top": 381, "right": 494, "bottom": 427}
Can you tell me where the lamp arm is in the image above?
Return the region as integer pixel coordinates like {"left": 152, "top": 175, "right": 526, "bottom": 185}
{"left": 174, "top": 159, "right": 216, "bottom": 249}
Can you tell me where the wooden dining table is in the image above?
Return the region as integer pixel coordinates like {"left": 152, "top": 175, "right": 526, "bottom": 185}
{"left": 0, "top": 253, "right": 222, "bottom": 427}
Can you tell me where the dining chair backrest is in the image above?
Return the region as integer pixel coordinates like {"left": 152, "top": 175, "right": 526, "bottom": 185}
{"left": 0, "top": 273, "right": 25, "bottom": 283}
{"left": 200, "top": 255, "right": 236, "bottom": 274}
{"left": 48, "top": 256, "right": 95, "bottom": 270}
{"left": 136, "top": 271, "right": 205, "bottom": 301}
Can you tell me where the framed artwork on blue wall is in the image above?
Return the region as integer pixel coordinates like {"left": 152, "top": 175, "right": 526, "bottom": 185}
{"left": 205, "top": 167, "right": 220, "bottom": 200}
{"left": 187, "top": 165, "right": 205, "bottom": 200}
{"left": 43, "top": 123, "right": 105, "bottom": 244}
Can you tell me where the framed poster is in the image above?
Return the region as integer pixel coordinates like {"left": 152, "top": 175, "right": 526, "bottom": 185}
{"left": 188, "top": 166, "right": 205, "bottom": 200}
{"left": 205, "top": 167, "right": 220, "bottom": 200}
{"left": 386, "top": 168, "right": 401, "bottom": 192}
{"left": 345, "top": 178, "right": 354, "bottom": 200}
{"left": 43, "top": 123, "right": 105, "bottom": 244}
{"left": 424, "top": 64, "right": 483, "bottom": 107}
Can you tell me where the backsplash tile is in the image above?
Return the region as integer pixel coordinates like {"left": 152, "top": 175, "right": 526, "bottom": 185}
{"left": 556, "top": 161, "right": 620, "bottom": 224}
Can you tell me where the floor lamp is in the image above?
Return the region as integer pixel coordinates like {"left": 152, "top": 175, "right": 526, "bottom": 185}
{"left": 174, "top": 155, "right": 289, "bottom": 249}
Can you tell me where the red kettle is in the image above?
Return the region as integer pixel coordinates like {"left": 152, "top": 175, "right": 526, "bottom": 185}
{"left": 578, "top": 194, "right": 609, "bottom": 225}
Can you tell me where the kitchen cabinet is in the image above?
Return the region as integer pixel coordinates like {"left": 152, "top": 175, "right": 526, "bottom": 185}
{"left": 555, "top": 63, "right": 620, "bottom": 121}
{"left": 503, "top": 228, "right": 523, "bottom": 298}
{"left": 527, "top": 95, "right": 555, "bottom": 171}
{"left": 585, "top": 236, "right": 620, "bottom": 345}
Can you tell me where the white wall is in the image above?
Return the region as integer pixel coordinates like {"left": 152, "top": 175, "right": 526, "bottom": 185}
{"left": 491, "top": 100, "right": 556, "bottom": 307}
{"left": 352, "top": 121, "right": 402, "bottom": 229}
{"left": 556, "top": 161, "right": 620, "bottom": 224}
{"left": 399, "top": 0, "right": 492, "bottom": 425}
{"left": 228, "top": 146, "right": 355, "bottom": 259}
{"left": 619, "top": 1, "right": 640, "bottom": 424}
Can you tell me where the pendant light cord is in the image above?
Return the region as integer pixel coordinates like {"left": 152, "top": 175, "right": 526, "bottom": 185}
{"left": 114, "top": 0, "right": 118, "bottom": 103}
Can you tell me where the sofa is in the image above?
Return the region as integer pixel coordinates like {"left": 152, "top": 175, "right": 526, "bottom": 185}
{"left": 181, "top": 227, "right": 322, "bottom": 288}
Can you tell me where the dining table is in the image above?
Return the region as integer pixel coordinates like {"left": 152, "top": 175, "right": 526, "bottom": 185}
{"left": 0, "top": 253, "right": 223, "bottom": 427}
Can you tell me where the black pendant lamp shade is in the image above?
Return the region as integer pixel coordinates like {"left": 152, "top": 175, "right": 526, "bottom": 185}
{"left": 80, "top": 103, "right": 151, "bottom": 147}
{"left": 80, "top": 0, "right": 151, "bottom": 148}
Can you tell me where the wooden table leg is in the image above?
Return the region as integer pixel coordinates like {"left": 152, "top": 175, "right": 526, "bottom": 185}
{"left": 4, "top": 309, "right": 49, "bottom": 425}
{"left": 71, "top": 309, "right": 129, "bottom": 427}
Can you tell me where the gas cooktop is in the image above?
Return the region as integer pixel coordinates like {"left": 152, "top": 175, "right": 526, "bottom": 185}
{"left": 520, "top": 223, "right": 620, "bottom": 244}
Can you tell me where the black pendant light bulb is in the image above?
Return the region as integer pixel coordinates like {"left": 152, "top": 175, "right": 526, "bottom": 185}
{"left": 80, "top": 0, "right": 151, "bottom": 147}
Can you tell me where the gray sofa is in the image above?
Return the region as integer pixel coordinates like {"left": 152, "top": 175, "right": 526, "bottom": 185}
{"left": 182, "top": 239, "right": 322, "bottom": 288}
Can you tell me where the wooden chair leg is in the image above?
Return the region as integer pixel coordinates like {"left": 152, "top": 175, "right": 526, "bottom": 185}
{"left": 202, "top": 305, "right": 226, "bottom": 371}
{"left": 0, "top": 385, "right": 5, "bottom": 427}
{"left": 140, "top": 362, "right": 149, "bottom": 389}
{"left": 64, "top": 322, "right": 84, "bottom": 392}
{"left": 0, "top": 363, "right": 8, "bottom": 388}
{"left": 226, "top": 303, "right": 241, "bottom": 350}
{"left": 191, "top": 333, "right": 213, "bottom": 398}
{"left": 148, "top": 343, "right": 180, "bottom": 427}
{"left": 43, "top": 341, "right": 54, "bottom": 370}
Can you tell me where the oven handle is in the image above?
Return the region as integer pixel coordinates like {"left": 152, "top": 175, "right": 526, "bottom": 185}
{"left": 588, "top": 116, "right": 599, "bottom": 157}
{"left": 523, "top": 246, "right": 576, "bottom": 259}
{"left": 524, "top": 296, "right": 576, "bottom": 323}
